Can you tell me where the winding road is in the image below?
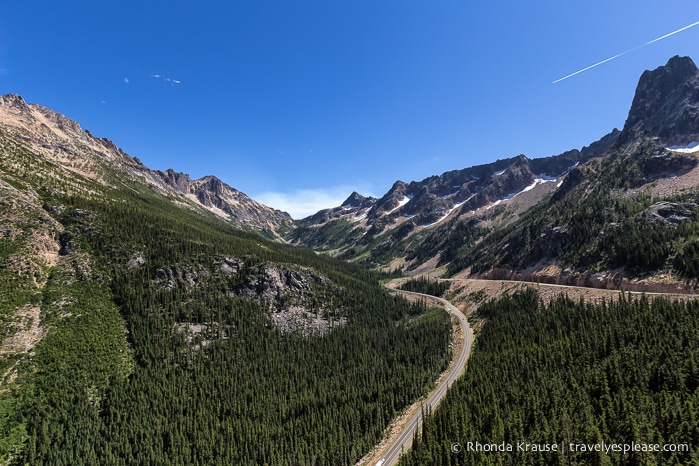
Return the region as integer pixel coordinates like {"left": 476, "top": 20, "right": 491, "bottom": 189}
{"left": 370, "top": 277, "right": 697, "bottom": 465}
{"left": 374, "top": 283, "right": 473, "bottom": 466}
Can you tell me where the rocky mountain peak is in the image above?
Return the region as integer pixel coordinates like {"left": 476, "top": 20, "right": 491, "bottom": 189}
{"left": 158, "top": 169, "right": 192, "bottom": 193}
{"left": 341, "top": 191, "right": 370, "bottom": 208}
{"left": 0, "top": 93, "right": 31, "bottom": 112}
{"left": 32, "top": 104, "right": 84, "bottom": 135}
{"left": 620, "top": 55, "right": 699, "bottom": 145}
{"left": 195, "top": 175, "right": 228, "bottom": 196}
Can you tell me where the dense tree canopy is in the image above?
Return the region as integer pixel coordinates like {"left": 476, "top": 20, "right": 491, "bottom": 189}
{"left": 400, "top": 290, "right": 699, "bottom": 465}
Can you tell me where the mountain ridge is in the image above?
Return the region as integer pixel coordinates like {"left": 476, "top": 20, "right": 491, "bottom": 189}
{"left": 289, "top": 122, "right": 621, "bottom": 266}
{"left": 0, "top": 94, "right": 292, "bottom": 234}
{"left": 290, "top": 55, "right": 699, "bottom": 284}
{"left": 449, "top": 55, "right": 699, "bottom": 290}
{"left": 3, "top": 55, "right": 699, "bottom": 282}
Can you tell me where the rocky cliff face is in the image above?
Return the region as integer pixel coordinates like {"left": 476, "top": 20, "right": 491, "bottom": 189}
{"left": 156, "top": 169, "right": 292, "bottom": 231}
{"left": 619, "top": 55, "right": 699, "bottom": 146}
{"left": 234, "top": 263, "right": 345, "bottom": 336}
{"left": 0, "top": 94, "right": 291, "bottom": 233}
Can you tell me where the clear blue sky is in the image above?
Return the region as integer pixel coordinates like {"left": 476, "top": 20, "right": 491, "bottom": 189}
{"left": 2, "top": 1, "right": 698, "bottom": 218}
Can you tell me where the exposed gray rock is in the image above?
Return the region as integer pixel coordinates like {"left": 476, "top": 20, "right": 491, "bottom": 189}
{"left": 219, "top": 256, "right": 244, "bottom": 276}
{"left": 127, "top": 252, "right": 146, "bottom": 269}
{"left": 232, "top": 263, "right": 345, "bottom": 336}
{"left": 619, "top": 55, "right": 699, "bottom": 147}
{"left": 646, "top": 201, "right": 698, "bottom": 225}
{"left": 153, "top": 265, "right": 209, "bottom": 289}
{"left": 269, "top": 307, "right": 347, "bottom": 337}
{"left": 236, "top": 264, "right": 312, "bottom": 301}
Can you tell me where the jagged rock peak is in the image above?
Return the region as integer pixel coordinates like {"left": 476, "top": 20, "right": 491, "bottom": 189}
{"left": 341, "top": 191, "right": 369, "bottom": 208}
{"left": 32, "top": 104, "right": 84, "bottom": 134}
{"left": 636, "top": 56, "right": 698, "bottom": 96}
{"left": 0, "top": 93, "right": 30, "bottom": 111}
{"left": 158, "top": 169, "right": 192, "bottom": 193}
{"left": 621, "top": 55, "right": 699, "bottom": 145}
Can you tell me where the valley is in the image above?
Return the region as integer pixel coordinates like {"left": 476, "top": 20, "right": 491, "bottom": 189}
{"left": 1, "top": 54, "right": 699, "bottom": 465}
{"left": 0, "top": 116, "right": 453, "bottom": 464}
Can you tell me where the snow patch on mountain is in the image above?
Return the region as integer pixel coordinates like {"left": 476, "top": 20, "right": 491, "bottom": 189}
{"left": 386, "top": 195, "right": 413, "bottom": 214}
{"left": 422, "top": 200, "right": 466, "bottom": 227}
{"left": 521, "top": 178, "right": 556, "bottom": 193}
{"left": 667, "top": 142, "right": 699, "bottom": 153}
{"left": 485, "top": 178, "right": 557, "bottom": 210}
{"left": 353, "top": 209, "right": 370, "bottom": 222}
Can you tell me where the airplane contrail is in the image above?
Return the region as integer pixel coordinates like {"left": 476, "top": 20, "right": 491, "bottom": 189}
{"left": 553, "top": 20, "right": 699, "bottom": 83}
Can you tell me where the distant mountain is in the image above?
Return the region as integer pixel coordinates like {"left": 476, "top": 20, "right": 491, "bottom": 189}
{"left": 0, "top": 94, "right": 292, "bottom": 235}
{"left": 291, "top": 55, "right": 699, "bottom": 290}
{"left": 447, "top": 55, "right": 699, "bottom": 291}
{"left": 289, "top": 114, "right": 619, "bottom": 268}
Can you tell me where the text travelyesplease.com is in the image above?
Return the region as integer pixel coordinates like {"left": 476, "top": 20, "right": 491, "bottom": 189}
{"left": 451, "top": 441, "right": 689, "bottom": 455}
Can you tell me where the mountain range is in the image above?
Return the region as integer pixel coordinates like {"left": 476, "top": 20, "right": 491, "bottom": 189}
{"left": 3, "top": 55, "right": 699, "bottom": 288}
{"left": 0, "top": 93, "right": 292, "bottom": 235}
{"left": 291, "top": 55, "right": 699, "bottom": 288}
{"left": 1, "top": 54, "right": 699, "bottom": 465}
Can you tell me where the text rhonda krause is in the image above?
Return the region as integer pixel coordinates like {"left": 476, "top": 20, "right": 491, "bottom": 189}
{"left": 461, "top": 441, "right": 690, "bottom": 454}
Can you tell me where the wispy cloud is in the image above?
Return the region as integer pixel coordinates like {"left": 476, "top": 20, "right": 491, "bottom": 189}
{"left": 124, "top": 77, "right": 130, "bottom": 84}
{"left": 255, "top": 185, "right": 375, "bottom": 219}
{"left": 554, "top": 19, "right": 699, "bottom": 83}
{"left": 151, "top": 73, "right": 181, "bottom": 85}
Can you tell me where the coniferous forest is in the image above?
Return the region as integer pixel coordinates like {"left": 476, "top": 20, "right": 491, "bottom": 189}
{"left": 4, "top": 55, "right": 699, "bottom": 466}
{"left": 399, "top": 277, "right": 450, "bottom": 297}
{"left": 0, "top": 177, "right": 453, "bottom": 465}
{"left": 399, "top": 290, "right": 699, "bottom": 465}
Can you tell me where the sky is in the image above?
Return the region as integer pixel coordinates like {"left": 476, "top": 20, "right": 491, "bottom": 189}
{"left": 1, "top": 1, "right": 698, "bottom": 218}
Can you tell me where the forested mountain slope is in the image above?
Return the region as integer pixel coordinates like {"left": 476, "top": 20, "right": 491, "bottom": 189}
{"left": 447, "top": 56, "right": 699, "bottom": 291}
{"left": 0, "top": 103, "right": 452, "bottom": 464}
{"left": 293, "top": 56, "right": 699, "bottom": 291}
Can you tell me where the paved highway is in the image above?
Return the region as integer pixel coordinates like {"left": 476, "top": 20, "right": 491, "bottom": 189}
{"left": 376, "top": 284, "right": 473, "bottom": 466}
{"left": 372, "top": 277, "right": 695, "bottom": 465}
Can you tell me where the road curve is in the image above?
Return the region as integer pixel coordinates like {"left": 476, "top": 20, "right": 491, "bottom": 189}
{"left": 375, "top": 283, "right": 473, "bottom": 466}
{"left": 371, "top": 276, "right": 695, "bottom": 465}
